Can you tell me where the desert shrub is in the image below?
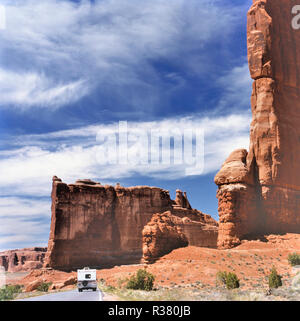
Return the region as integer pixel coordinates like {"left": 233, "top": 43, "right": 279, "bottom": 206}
{"left": 0, "top": 284, "right": 22, "bottom": 301}
{"left": 216, "top": 271, "right": 239, "bottom": 289}
{"left": 225, "top": 272, "right": 240, "bottom": 289}
{"left": 126, "top": 269, "right": 155, "bottom": 291}
{"left": 106, "top": 285, "right": 116, "bottom": 292}
{"left": 36, "top": 282, "right": 52, "bottom": 292}
{"left": 288, "top": 253, "right": 300, "bottom": 267}
{"left": 216, "top": 271, "right": 227, "bottom": 286}
{"left": 268, "top": 267, "right": 282, "bottom": 289}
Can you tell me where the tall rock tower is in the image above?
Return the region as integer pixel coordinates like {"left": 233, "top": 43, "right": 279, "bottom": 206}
{"left": 215, "top": 0, "right": 300, "bottom": 248}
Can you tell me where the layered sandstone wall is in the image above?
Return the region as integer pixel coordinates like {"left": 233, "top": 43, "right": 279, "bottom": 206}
{"left": 215, "top": 0, "right": 300, "bottom": 248}
{"left": 142, "top": 209, "right": 218, "bottom": 263}
{"left": 248, "top": 0, "right": 300, "bottom": 234}
{"left": 142, "top": 211, "right": 188, "bottom": 263}
{"left": 0, "top": 247, "right": 47, "bottom": 272}
{"left": 45, "top": 177, "right": 218, "bottom": 270}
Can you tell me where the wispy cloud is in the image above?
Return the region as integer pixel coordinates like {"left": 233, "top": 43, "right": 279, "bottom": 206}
{"left": 0, "top": 0, "right": 249, "bottom": 110}
{"left": 0, "top": 111, "right": 251, "bottom": 250}
{"left": 0, "top": 197, "right": 50, "bottom": 251}
{"left": 0, "top": 197, "right": 49, "bottom": 218}
{"left": 216, "top": 62, "right": 252, "bottom": 113}
{"left": 0, "top": 112, "right": 251, "bottom": 197}
{"left": 0, "top": 0, "right": 253, "bottom": 251}
{"left": 0, "top": 68, "right": 89, "bottom": 109}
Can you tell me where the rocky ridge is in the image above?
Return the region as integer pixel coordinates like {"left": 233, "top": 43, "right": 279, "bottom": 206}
{"left": 0, "top": 247, "right": 47, "bottom": 272}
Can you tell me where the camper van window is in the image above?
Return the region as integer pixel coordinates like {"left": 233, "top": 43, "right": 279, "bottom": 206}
{"left": 85, "top": 274, "right": 91, "bottom": 279}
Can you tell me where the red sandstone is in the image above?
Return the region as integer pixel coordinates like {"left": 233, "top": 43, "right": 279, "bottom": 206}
{"left": 215, "top": 0, "right": 300, "bottom": 248}
{"left": 44, "top": 177, "right": 218, "bottom": 270}
{"left": 0, "top": 247, "right": 47, "bottom": 272}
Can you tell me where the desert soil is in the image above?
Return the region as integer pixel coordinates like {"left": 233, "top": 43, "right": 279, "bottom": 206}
{"left": 98, "top": 233, "right": 300, "bottom": 291}
{"left": 7, "top": 233, "right": 300, "bottom": 300}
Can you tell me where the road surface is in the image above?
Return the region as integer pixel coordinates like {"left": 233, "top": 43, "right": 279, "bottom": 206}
{"left": 17, "top": 289, "right": 103, "bottom": 301}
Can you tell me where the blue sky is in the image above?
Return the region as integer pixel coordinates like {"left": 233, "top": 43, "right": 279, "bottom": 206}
{"left": 0, "top": 0, "right": 253, "bottom": 251}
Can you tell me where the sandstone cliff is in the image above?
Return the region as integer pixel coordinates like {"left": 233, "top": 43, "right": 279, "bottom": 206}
{"left": 142, "top": 211, "right": 218, "bottom": 263}
{"left": 215, "top": 0, "right": 300, "bottom": 248}
{"left": 142, "top": 211, "right": 188, "bottom": 263}
{"left": 0, "top": 247, "right": 47, "bottom": 272}
{"left": 45, "top": 177, "right": 218, "bottom": 270}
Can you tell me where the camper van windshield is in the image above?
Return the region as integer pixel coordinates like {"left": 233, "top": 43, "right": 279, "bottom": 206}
{"left": 85, "top": 274, "right": 91, "bottom": 279}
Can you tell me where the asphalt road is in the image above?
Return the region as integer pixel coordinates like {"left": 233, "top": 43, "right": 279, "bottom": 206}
{"left": 17, "top": 289, "right": 103, "bottom": 301}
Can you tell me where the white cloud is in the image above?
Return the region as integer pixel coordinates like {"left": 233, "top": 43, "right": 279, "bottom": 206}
{"left": 0, "top": 221, "right": 49, "bottom": 251}
{"left": 0, "top": 197, "right": 50, "bottom": 218}
{"left": 0, "top": 0, "right": 248, "bottom": 110}
{"left": 0, "top": 197, "right": 50, "bottom": 251}
{"left": 0, "top": 68, "right": 89, "bottom": 109}
{"left": 0, "top": 113, "right": 251, "bottom": 196}
{"left": 0, "top": 112, "right": 251, "bottom": 250}
{"left": 0, "top": 0, "right": 253, "bottom": 250}
{"left": 216, "top": 62, "right": 253, "bottom": 113}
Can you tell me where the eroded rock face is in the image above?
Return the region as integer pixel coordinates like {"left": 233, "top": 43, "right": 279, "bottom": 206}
{"left": 45, "top": 177, "right": 218, "bottom": 270}
{"left": 215, "top": 0, "right": 300, "bottom": 248}
{"left": 142, "top": 209, "right": 218, "bottom": 263}
{"left": 215, "top": 149, "right": 261, "bottom": 248}
{"left": 20, "top": 269, "right": 77, "bottom": 292}
{"left": 0, "top": 247, "right": 47, "bottom": 272}
{"left": 174, "top": 190, "right": 192, "bottom": 210}
{"left": 142, "top": 211, "right": 188, "bottom": 263}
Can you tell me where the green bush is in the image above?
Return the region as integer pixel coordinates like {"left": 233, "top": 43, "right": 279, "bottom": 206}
{"left": 268, "top": 267, "right": 282, "bottom": 289}
{"left": 226, "top": 272, "right": 240, "bottom": 290}
{"left": 106, "top": 285, "right": 116, "bottom": 292}
{"left": 216, "top": 271, "right": 239, "bottom": 290}
{"left": 216, "top": 271, "right": 227, "bottom": 286}
{"left": 36, "top": 282, "right": 52, "bottom": 292}
{"left": 126, "top": 269, "right": 155, "bottom": 291}
{"left": 0, "top": 284, "right": 22, "bottom": 301}
{"left": 288, "top": 253, "right": 300, "bottom": 267}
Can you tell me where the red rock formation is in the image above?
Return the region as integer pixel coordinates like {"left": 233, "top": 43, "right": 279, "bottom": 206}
{"left": 215, "top": 149, "right": 260, "bottom": 248}
{"left": 0, "top": 247, "right": 47, "bottom": 272}
{"left": 20, "top": 269, "right": 77, "bottom": 292}
{"left": 142, "top": 211, "right": 188, "bottom": 263}
{"left": 215, "top": 0, "right": 300, "bottom": 248}
{"left": 45, "top": 177, "right": 218, "bottom": 270}
{"left": 142, "top": 210, "right": 218, "bottom": 263}
{"left": 174, "top": 189, "right": 192, "bottom": 210}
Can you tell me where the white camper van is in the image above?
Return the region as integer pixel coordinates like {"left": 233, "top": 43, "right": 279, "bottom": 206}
{"left": 77, "top": 267, "right": 97, "bottom": 292}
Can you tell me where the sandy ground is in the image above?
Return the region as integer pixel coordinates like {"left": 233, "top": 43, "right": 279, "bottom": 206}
{"left": 6, "top": 233, "right": 300, "bottom": 299}
{"left": 97, "top": 233, "right": 300, "bottom": 291}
